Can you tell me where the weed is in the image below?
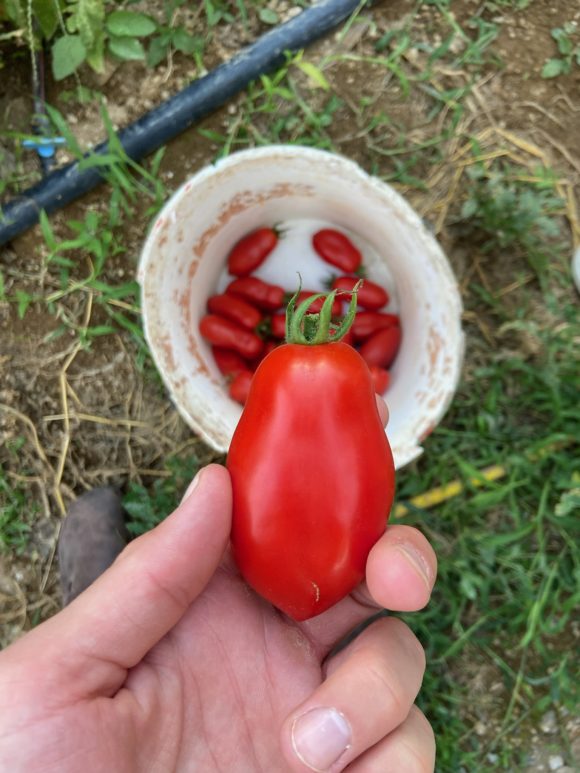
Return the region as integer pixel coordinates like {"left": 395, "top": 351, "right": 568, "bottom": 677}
{"left": 123, "top": 455, "right": 201, "bottom": 535}
{"left": 0, "top": 472, "right": 34, "bottom": 554}
{"left": 1, "top": 0, "right": 212, "bottom": 81}
{"left": 397, "top": 290, "right": 580, "bottom": 769}
{"left": 542, "top": 22, "right": 580, "bottom": 79}
{"left": 456, "top": 161, "right": 565, "bottom": 277}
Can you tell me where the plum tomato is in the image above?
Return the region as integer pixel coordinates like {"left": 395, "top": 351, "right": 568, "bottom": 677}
{"left": 312, "top": 228, "right": 362, "bottom": 273}
{"left": 227, "top": 228, "right": 278, "bottom": 277}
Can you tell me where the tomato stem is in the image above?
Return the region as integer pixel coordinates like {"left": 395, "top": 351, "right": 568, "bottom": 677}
{"left": 285, "top": 281, "right": 360, "bottom": 345}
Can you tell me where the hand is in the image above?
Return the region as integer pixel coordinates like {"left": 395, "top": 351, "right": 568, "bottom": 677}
{"left": 0, "top": 456, "right": 436, "bottom": 771}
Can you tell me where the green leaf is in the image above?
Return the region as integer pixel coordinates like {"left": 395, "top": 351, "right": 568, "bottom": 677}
{"left": 86, "top": 29, "right": 106, "bottom": 72}
{"left": 146, "top": 36, "right": 168, "bottom": 67}
{"left": 296, "top": 60, "right": 330, "bottom": 90}
{"left": 258, "top": 8, "right": 279, "bottom": 25}
{"left": 86, "top": 325, "right": 116, "bottom": 337}
{"left": 556, "top": 35, "right": 573, "bottom": 56}
{"left": 106, "top": 11, "right": 157, "bottom": 37}
{"left": 541, "top": 58, "right": 567, "bottom": 78}
{"left": 39, "top": 210, "right": 57, "bottom": 251}
{"left": 32, "top": 0, "right": 59, "bottom": 40}
{"left": 75, "top": 0, "right": 105, "bottom": 50}
{"left": 51, "top": 35, "right": 87, "bottom": 80}
{"left": 172, "top": 27, "right": 201, "bottom": 55}
{"left": 555, "top": 488, "right": 580, "bottom": 517}
{"left": 461, "top": 198, "right": 479, "bottom": 219}
{"left": 4, "top": 0, "right": 25, "bottom": 28}
{"left": 0, "top": 270, "right": 5, "bottom": 301}
{"left": 15, "top": 290, "right": 32, "bottom": 319}
{"left": 108, "top": 35, "right": 146, "bottom": 61}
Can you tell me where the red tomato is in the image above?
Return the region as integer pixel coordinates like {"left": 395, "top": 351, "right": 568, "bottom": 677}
{"left": 226, "top": 277, "right": 285, "bottom": 311}
{"left": 352, "top": 312, "right": 400, "bottom": 341}
{"left": 229, "top": 371, "right": 253, "bottom": 405}
{"left": 312, "top": 228, "right": 362, "bottom": 273}
{"left": 227, "top": 340, "right": 395, "bottom": 621}
{"left": 212, "top": 347, "right": 250, "bottom": 378}
{"left": 200, "top": 315, "right": 264, "bottom": 359}
{"left": 333, "top": 276, "right": 389, "bottom": 311}
{"left": 228, "top": 227, "right": 278, "bottom": 276}
{"left": 207, "top": 294, "right": 261, "bottom": 330}
{"left": 270, "top": 313, "right": 287, "bottom": 339}
{"left": 359, "top": 326, "right": 401, "bottom": 369}
{"left": 368, "top": 365, "right": 390, "bottom": 394}
{"left": 296, "top": 291, "right": 342, "bottom": 316}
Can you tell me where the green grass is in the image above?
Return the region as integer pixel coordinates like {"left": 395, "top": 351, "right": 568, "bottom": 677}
{"left": 123, "top": 455, "right": 202, "bottom": 536}
{"left": 397, "top": 303, "right": 580, "bottom": 770}
{"left": 0, "top": 469, "right": 34, "bottom": 554}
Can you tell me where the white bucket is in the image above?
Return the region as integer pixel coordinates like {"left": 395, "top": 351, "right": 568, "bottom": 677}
{"left": 138, "top": 146, "right": 464, "bottom": 469}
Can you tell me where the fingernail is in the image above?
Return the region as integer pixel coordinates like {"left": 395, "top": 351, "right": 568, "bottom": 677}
{"left": 291, "top": 707, "right": 351, "bottom": 772}
{"left": 397, "top": 542, "right": 432, "bottom": 589}
{"left": 181, "top": 469, "right": 203, "bottom": 504}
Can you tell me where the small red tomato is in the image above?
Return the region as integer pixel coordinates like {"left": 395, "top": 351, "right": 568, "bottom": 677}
{"left": 212, "top": 347, "right": 250, "bottom": 378}
{"left": 352, "top": 312, "right": 400, "bottom": 341}
{"left": 228, "top": 227, "right": 278, "bottom": 277}
{"left": 226, "top": 277, "right": 285, "bottom": 311}
{"left": 296, "top": 291, "right": 342, "bottom": 316}
{"left": 312, "top": 228, "right": 362, "bottom": 273}
{"left": 229, "top": 370, "right": 253, "bottom": 405}
{"left": 368, "top": 365, "right": 390, "bottom": 394}
{"left": 207, "top": 294, "right": 262, "bottom": 330}
{"left": 333, "top": 276, "right": 389, "bottom": 311}
{"left": 270, "top": 313, "right": 287, "bottom": 339}
{"left": 200, "top": 314, "right": 264, "bottom": 359}
{"left": 227, "top": 288, "right": 395, "bottom": 621}
{"left": 359, "top": 326, "right": 401, "bottom": 369}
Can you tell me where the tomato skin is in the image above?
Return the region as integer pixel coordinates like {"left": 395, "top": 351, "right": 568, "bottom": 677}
{"left": 332, "top": 276, "right": 389, "bottom": 311}
{"left": 352, "top": 312, "right": 400, "bottom": 341}
{"left": 296, "top": 291, "right": 342, "bottom": 316}
{"left": 227, "top": 228, "right": 278, "bottom": 276}
{"left": 207, "top": 294, "right": 262, "bottom": 330}
{"left": 200, "top": 314, "right": 264, "bottom": 359}
{"left": 229, "top": 370, "right": 253, "bottom": 405}
{"left": 368, "top": 365, "right": 390, "bottom": 394}
{"left": 312, "top": 229, "right": 362, "bottom": 273}
{"left": 359, "top": 326, "right": 402, "bottom": 369}
{"left": 227, "top": 342, "right": 395, "bottom": 621}
{"left": 212, "top": 347, "right": 250, "bottom": 378}
{"left": 226, "top": 277, "right": 285, "bottom": 311}
{"left": 270, "top": 313, "right": 287, "bottom": 339}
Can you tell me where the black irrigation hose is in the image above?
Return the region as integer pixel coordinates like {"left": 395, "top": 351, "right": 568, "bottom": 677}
{"left": 0, "top": 0, "right": 367, "bottom": 247}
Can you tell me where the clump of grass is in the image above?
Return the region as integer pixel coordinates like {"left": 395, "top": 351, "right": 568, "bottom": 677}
{"left": 123, "top": 455, "right": 202, "bottom": 535}
{"left": 396, "top": 274, "right": 580, "bottom": 769}
{"left": 0, "top": 470, "right": 34, "bottom": 554}
{"left": 457, "top": 161, "right": 565, "bottom": 277}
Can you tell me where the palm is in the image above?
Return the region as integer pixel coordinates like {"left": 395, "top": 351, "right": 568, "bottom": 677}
{"left": 48, "top": 563, "right": 355, "bottom": 773}
{"left": 121, "top": 565, "right": 325, "bottom": 772}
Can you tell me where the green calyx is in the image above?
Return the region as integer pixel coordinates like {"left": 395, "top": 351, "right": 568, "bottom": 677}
{"left": 285, "top": 280, "right": 361, "bottom": 345}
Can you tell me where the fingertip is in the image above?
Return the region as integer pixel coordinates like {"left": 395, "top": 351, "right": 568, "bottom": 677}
{"left": 375, "top": 394, "right": 389, "bottom": 426}
{"left": 366, "top": 526, "right": 436, "bottom": 612}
